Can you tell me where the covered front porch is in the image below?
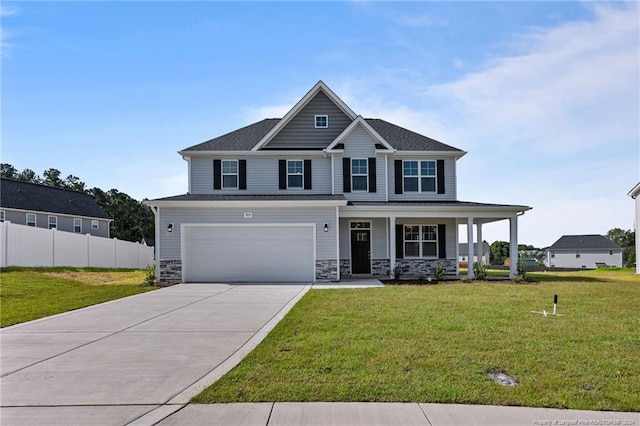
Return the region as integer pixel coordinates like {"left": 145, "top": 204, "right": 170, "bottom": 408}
{"left": 337, "top": 201, "right": 532, "bottom": 280}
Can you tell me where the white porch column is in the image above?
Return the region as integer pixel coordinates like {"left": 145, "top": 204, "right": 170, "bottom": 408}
{"left": 467, "top": 217, "right": 475, "bottom": 279}
{"left": 476, "top": 222, "right": 483, "bottom": 266}
{"left": 389, "top": 216, "right": 396, "bottom": 278}
{"left": 509, "top": 216, "right": 518, "bottom": 278}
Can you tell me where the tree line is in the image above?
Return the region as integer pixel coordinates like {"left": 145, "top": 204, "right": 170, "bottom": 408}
{"left": 1, "top": 164, "right": 154, "bottom": 243}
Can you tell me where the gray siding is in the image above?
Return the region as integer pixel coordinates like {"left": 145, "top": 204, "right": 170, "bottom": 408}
{"left": 2, "top": 208, "right": 109, "bottom": 237}
{"left": 340, "top": 217, "right": 457, "bottom": 261}
{"left": 158, "top": 207, "right": 337, "bottom": 260}
{"left": 190, "top": 156, "right": 332, "bottom": 195}
{"left": 396, "top": 218, "right": 457, "bottom": 260}
{"left": 266, "top": 92, "right": 352, "bottom": 149}
{"left": 333, "top": 126, "right": 387, "bottom": 202}
{"left": 388, "top": 156, "right": 457, "bottom": 201}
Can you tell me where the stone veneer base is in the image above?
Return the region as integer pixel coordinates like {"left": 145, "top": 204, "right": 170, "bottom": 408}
{"left": 159, "top": 259, "right": 182, "bottom": 284}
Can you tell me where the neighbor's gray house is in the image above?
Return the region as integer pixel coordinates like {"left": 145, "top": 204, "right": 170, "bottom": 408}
{"left": 458, "top": 241, "right": 491, "bottom": 267}
{"left": 146, "top": 81, "right": 531, "bottom": 283}
{"left": 544, "top": 235, "right": 622, "bottom": 269}
{"left": 628, "top": 182, "right": 640, "bottom": 274}
{"left": 0, "top": 178, "right": 111, "bottom": 238}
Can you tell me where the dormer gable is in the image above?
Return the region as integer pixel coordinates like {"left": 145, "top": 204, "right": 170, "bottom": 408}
{"left": 252, "top": 81, "right": 357, "bottom": 151}
{"left": 325, "top": 116, "right": 395, "bottom": 154}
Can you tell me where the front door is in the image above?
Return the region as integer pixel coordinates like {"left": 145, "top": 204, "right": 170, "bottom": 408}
{"left": 351, "top": 229, "right": 371, "bottom": 274}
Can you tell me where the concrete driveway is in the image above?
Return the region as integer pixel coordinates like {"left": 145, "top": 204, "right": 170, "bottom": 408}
{"left": 0, "top": 283, "right": 310, "bottom": 425}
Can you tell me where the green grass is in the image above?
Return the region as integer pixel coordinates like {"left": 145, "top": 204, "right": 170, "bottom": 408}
{"left": 1, "top": 267, "right": 156, "bottom": 327}
{"left": 193, "top": 269, "right": 640, "bottom": 411}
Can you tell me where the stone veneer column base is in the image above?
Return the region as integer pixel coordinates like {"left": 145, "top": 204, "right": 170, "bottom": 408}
{"left": 159, "top": 259, "right": 182, "bottom": 284}
{"left": 315, "top": 259, "right": 339, "bottom": 281}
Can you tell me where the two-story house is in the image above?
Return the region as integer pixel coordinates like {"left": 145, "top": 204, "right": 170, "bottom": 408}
{"left": 1, "top": 178, "right": 111, "bottom": 237}
{"left": 146, "top": 81, "right": 531, "bottom": 283}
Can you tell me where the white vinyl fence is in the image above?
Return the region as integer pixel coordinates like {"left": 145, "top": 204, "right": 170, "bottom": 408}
{"left": 0, "top": 221, "right": 154, "bottom": 269}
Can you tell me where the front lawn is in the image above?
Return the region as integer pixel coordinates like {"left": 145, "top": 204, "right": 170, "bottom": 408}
{"left": 193, "top": 269, "right": 639, "bottom": 411}
{"left": 0, "top": 267, "right": 157, "bottom": 327}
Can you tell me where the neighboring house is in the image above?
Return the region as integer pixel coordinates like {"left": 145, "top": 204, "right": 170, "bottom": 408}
{"left": 0, "top": 178, "right": 111, "bottom": 237}
{"left": 545, "top": 235, "right": 622, "bottom": 269}
{"left": 146, "top": 81, "right": 531, "bottom": 283}
{"left": 458, "top": 241, "right": 490, "bottom": 267}
{"left": 628, "top": 182, "right": 640, "bottom": 274}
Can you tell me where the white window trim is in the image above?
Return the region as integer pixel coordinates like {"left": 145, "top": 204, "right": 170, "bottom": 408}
{"left": 402, "top": 160, "right": 437, "bottom": 193}
{"left": 48, "top": 215, "right": 58, "bottom": 230}
{"left": 403, "top": 224, "right": 438, "bottom": 259}
{"left": 26, "top": 213, "right": 37, "bottom": 227}
{"left": 314, "top": 115, "right": 328, "bottom": 128}
{"left": 92, "top": 219, "right": 99, "bottom": 229}
{"left": 351, "top": 158, "right": 368, "bottom": 192}
{"left": 222, "top": 159, "right": 239, "bottom": 189}
{"left": 287, "top": 159, "right": 304, "bottom": 189}
{"left": 0, "top": 210, "right": 4, "bottom": 222}
{"left": 73, "top": 218, "right": 82, "bottom": 233}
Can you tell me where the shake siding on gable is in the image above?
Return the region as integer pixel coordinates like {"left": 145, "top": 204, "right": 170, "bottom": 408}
{"left": 158, "top": 207, "right": 337, "bottom": 260}
{"left": 388, "top": 157, "right": 457, "bottom": 201}
{"left": 190, "top": 156, "right": 332, "bottom": 195}
{"left": 266, "top": 92, "right": 352, "bottom": 149}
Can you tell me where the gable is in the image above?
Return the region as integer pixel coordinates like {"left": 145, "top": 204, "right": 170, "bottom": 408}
{"left": 263, "top": 92, "right": 352, "bottom": 150}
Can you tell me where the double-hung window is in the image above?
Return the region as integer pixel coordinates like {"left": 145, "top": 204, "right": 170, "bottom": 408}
{"left": 0, "top": 210, "right": 4, "bottom": 222}
{"left": 287, "top": 160, "right": 303, "bottom": 188}
{"left": 26, "top": 213, "right": 36, "bottom": 227}
{"left": 92, "top": 220, "right": 99, "bottom": 229}
{"left": 351, "top": 159, "right": 368, "bottom": 191}
{"left": 404, "top": 225, "right": 438, "bottom": 258}
{"left": 403, "top": 160, "right": 436, "bottom": 192}
{"left": 73, "top": 218, "right": 82, "bottom": 233}
{"left": 48, "top": 216, "right": 57, "bottom": 230}
{"left": 222, "top": 160, "right": 238, "bottom": 189}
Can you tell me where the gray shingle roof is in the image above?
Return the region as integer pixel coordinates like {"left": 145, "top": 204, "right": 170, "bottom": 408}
{"left": 0, "top": 178, "right": 110, "bottom": 219}
{"left": 549, "top": 235, "right": 620, "bottom": 250}
{"left": 149, "top": 193, "right": 347, "bottom": 202}
{"left": 182, "top": 119, "right": 279, "bottom": 152}
{"left": 181, "top": 118, "right": 464, "bottom": 152}
{"left": 365, "top": 119, "right": 463, "bottom": 152}
{"left": 348, "top": 200, "right": 530, "bottom": 209}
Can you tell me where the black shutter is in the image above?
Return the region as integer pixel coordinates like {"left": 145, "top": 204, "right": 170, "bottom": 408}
{"left": 304, "top": 159, "right": 312, "bottom": 190}
{"left": 213, "top": 160, "right": 222, "bottom": 190}
{"left": 437, "top": 159, "right": 445, "bottom": 194}
{"left": 368, "top": 157, "right": 376, "bottom": 193}
{"left": 278, "top": 160, "right": 287, "bottom": 190}
{"left": 343, "top": 157, "right": 351, "bottom": 193}
{"left": 396, "top": 224, "right": 404, "bottom": 259}
{"left": 239, "top": 160, "right": 247, "bottom": 190}
{"left": 394, "top": 160, "right": 403, "bottom": 194}
{"left": 438, "top": 224, "right": 446, "bottom": 259}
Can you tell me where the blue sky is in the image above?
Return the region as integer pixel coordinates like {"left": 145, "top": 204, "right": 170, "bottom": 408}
{"left": 2, "top": 1, "right": 638, "bottom": 248}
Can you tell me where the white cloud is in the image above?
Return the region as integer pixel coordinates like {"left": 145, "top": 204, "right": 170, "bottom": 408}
{"left": 428, "top": 3, "right": 639, "bottom": 154}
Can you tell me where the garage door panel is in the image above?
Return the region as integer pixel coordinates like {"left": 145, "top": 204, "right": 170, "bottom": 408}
{"left": 183, "top": 225, "right": 314, "bottom": 283}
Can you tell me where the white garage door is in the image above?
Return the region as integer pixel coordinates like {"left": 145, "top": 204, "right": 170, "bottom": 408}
{"left": 182, "top": 224, "right": 315, "bottom": 283}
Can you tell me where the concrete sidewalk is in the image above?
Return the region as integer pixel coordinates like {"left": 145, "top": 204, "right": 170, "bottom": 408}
{"left": 152, "top": 402, "right": 638, "bottom": 426}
